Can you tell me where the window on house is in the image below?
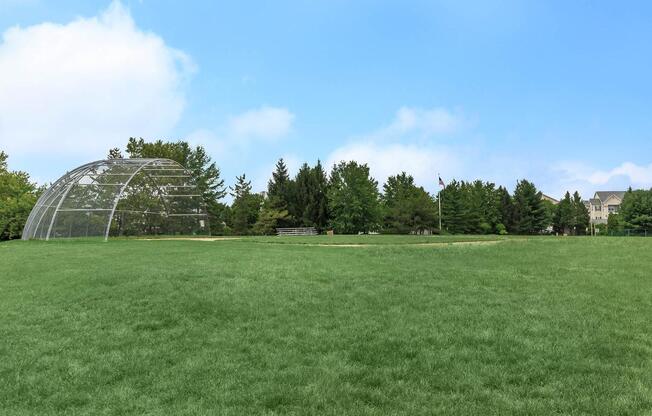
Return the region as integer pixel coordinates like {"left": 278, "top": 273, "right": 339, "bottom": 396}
{"left": 608, "top": 205, "right": 619, "bottom": 213}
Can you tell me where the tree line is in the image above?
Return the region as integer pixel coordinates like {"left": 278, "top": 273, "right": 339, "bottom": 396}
{"left": 4, "top": 137, "right": 652, "bottom": 239}
{"left": 106, "top": 138, "right": 592, "bottom": 236}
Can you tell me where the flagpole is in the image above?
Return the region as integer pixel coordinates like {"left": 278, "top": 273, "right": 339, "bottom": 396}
{"left": 438, "top": 173, "right": 442, "bottom": 231}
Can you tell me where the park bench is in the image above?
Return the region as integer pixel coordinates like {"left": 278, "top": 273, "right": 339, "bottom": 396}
{"left": 276, "top": 227, "right": 318, "bottom": 236}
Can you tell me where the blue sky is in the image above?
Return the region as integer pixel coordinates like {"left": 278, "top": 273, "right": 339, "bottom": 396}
{"left": 1, "top": 0, "right": 651, "bottom": 199}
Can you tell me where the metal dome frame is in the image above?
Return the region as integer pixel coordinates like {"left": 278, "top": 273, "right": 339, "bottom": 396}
{"left": 22, "top": 158, "right": 208, "bottom": 241}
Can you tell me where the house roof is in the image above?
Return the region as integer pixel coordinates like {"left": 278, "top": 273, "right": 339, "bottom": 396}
{"left": 589, "top": 198, "right": 601, "bottom": 205}
{"left": 541, "top": 193, "right": 559, "bottom": 204}
{"left": 594, "top": 191, "right": 626, "bottom": 202}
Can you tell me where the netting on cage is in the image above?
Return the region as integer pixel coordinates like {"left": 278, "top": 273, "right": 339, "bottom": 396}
{"left": 22, "top": 158, "right": 209, "bottom": 240}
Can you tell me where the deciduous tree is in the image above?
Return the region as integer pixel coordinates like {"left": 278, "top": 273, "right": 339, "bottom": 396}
{"left": 119, "top": 137, "right": 227, "bottom": 232}
{"left": 327, "top": 161, "right": 380, "bottom": 234}
{"left": 0, "top": 151, "right": 42, "bottom": 240}
{"left": 620, "top": 188, "right": 652, "bottom": 232}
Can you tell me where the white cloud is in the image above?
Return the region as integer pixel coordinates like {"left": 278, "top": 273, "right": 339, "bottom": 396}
{"left": 185, "top": 106, "right": 296, "bottom": 168}
{"left": 363, "top": 106, "right": 462, "bottom": 142}
{"left": 326, "top": 141, "right": 461, "bottom": 191}
{"left": 554, "top": 161, "right": 652, "bottom": 187}
{"left": 549, "top": 161, "right": 652, "bottom": 199}
{"left": 586, "top": 162, "right": 652, "bottom": 186}
{"left": 325, "top": 106, "right": 464, "bottom": 191}
{"left": 0, "top": 1, "right": 193, "bottom": 157}
{"left": 227, "top": 106, "right": 295, "bottom": 141}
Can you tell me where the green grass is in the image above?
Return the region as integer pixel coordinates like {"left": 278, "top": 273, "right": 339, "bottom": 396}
{"left": 0, "top": 236, "right": 651, "bottom": 415}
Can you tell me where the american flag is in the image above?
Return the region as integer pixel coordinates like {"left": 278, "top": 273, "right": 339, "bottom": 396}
{"left": 438, "top": 176, "right": 445, "bottom": 188}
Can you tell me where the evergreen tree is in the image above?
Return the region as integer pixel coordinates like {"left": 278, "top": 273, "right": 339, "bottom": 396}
{"left": 267, "top": 158, "right": 291, "bottom": 206}
{"left": 267, "top": 158, "right": 295, "bottom": 226}
{"left": 496, "top": 186, "right": 513, "bottom": 233}
{"left": 293, "top": 163, "right": 312, "bottom": 226}
{"left": 229, "top": 174, "right": 261, "bottom": 234}
{"left": 572, "top": 191, "right": 590, "bottom": 235}
{"left": 107, "top": 148, "right": 123, "bottom": 159}
{"left": 253, "top": 206, "right": 289, "bottom": 235}
{"left": 290, "top": 161, "right": 329, "bottom": 230}
{"left": 465, "top": 180, "right": 489, "bottom": 233}
{"left": 381, "top": 172, "right": 437, "bottom": 234}
{"left": 327, "top": 161, "right": 381, "bottom": 234}
{"left": 310, "top": 160, "right": 330, "bottom": 230}
{"left": 553, "top": 192, "right": 574, "bottom": 234}
{"left": 440, "top": 180, "right": 469, "bottom": 234}
{"left": 482, "top": 182, "right": 501, "bottom": 233}
{"left": 512, "top": 179, "right": 547, "bottom": 234}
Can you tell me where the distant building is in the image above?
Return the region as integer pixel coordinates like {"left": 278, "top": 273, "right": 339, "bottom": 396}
{"left": 588, "top": 191, "right": 626, "bottom": 224}
{"left": 541, "top": 194, "right": 559, "bottom": 205}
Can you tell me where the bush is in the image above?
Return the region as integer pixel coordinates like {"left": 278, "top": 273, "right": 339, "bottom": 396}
{"left": 495, "top": 223, "right": 508, "bottom": 235}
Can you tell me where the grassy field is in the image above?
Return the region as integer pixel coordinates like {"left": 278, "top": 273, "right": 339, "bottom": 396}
{"left": 1, "top": 236, "right": 651, "bottom": 415}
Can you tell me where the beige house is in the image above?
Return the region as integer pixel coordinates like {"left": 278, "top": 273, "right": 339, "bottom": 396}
{"left": 541, "top": 194, "right": 559, "bottom": 205}
{"left": 588, "top": 191, "right": 625, "bottom": 224}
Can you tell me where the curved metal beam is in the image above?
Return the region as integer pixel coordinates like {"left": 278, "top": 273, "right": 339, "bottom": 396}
{"left": 103, "top": 159, "right": 160, "bottom": 241}
{"left": 44, "top": 163, "right": 98, "bottom": 240}
{"left": 24, "top": 160, "right": 104, "bottom": 240}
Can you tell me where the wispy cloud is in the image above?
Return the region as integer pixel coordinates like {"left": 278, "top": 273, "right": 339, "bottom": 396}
{"left": 358, "top": 106, "right": 464, "bottom": 143}
{"left": 227, "top": 106, "right": 295, "bottom": 141}
{"left": 186, "top": 105, "right": 295, "bottom": 159}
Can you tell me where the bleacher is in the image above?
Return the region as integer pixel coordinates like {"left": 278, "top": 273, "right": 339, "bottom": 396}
{"left": 276, "top": 227, "right": 318, "bottom": 236}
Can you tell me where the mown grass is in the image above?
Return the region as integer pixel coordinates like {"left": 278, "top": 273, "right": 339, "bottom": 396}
{"left": 0, "top": 236, "right": 651, "bottom": 415}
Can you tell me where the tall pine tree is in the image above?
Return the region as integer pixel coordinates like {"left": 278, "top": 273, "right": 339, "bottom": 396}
{"left": 440, "top": 180, "right": 469, "bottom": 234}
{"left": 230, "top": 174, "right": 261, "bottom": 235}
{"left": 512, "top": 179, "right": 547, "bottom": 234}
{"left": 572, "top": 191, "right": 590, "bottom": 235}
{"left": 553, "top": 192, "right": 574, "bottom": 234}
{"left": 267, "top": 158, "right": 294, "bottom": 226}
{"left": 291, "top": 161, "right": 330, "bottom": 230}
{"left": 496, "top": 186, "right": 513, "bottom": 233}
{"left": 310, "top": 160, "right": 330, "bottom": 230}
